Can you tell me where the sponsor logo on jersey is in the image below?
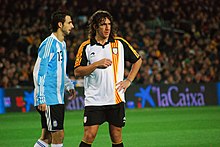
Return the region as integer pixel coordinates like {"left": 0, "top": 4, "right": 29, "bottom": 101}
{"left": 90, "top": 52, "right": 95, "bottom": 57}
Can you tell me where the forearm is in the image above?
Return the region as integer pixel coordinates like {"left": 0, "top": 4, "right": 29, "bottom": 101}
{"left": 126, "top": 58, "right": 142, "bottom": 82}
{"left": 74, "top": 62, "right": 98, "bottom": 77}
{"left": 37, "top": 75, "right": 46, "bottom": 104}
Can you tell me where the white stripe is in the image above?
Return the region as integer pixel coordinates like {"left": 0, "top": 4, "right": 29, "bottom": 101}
{"left": 56, "top": 43, "right": 62, "bottom": 103}
{"left": 63, "top": 43, "right": 67, "bottom": 74}
{"left": 49, "top": 53, "right": 54, "bottom": 62}
{"left": 33, "top": 58, "right": 41, "bottom": 106}
{"left": 46, "top": 38, "right": 53, "bottom": 57}
{"left": 46, "top": 105, "right": 52, "bottom": 131}
{"left": 39, "top": 76, "right": 45, "bottom": 97}
{"left": 45, "top": 37, "right": 53, "bottom": 58}
{"left": 43, "top": 37, "right": 53, "bottom": 59}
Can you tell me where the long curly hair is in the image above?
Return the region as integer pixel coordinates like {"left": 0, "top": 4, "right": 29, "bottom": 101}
{"left": 88, "top": 10, "right": 117, "bottom": 40}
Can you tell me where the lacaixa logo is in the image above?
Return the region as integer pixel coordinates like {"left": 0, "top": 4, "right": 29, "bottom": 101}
{"left": 135, "top": 85, "right": 205, "bottom": 108}
{"left": 152, "top": 86, "right": 205, "bottom": 107}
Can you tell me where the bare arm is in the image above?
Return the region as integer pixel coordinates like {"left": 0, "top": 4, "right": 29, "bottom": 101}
{"left": 74, "top": 58, "right": 112, "bottom": 77}
{"left": 126, "top": 58, "right": 142, "bottom": 82}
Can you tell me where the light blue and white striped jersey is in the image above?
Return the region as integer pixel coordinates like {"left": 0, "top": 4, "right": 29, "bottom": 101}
{"left": 33, "top": 33, "right": 74, "bottom": 106}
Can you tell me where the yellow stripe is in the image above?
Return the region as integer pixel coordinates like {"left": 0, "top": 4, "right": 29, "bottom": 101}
{"left": 74, "top": 40, "right": 90, "bottom": 68}
{"left": 111, "top": 40, "right": 122, "bottom": 104}
{"left": 112, "top": 141, "right": 123, "bottom": 144}
{"left": 81, "top": 140, "right": 92, "bottom": 145}
{"left": 115, "top": 36, "right": 140, "bottom": 58}
{"left": 116, "top": 91, "right": 122, "bottom": 103}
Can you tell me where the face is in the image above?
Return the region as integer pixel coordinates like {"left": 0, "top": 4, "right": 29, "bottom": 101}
{"left": 96, "top": 17, "right": 111, "bottom": 39}
{"left": 61, "top": 16, "right": 74, "bottom": 36}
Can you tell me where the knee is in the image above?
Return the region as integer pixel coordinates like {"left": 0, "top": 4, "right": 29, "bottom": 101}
{"left": 110, "top": 128, "right": 122, "bottom": 143}
{"left": 45, "top": 137, "right": 52, "bottom": 145}
{"left": 58, "top": 131, "right": 64, "bottom": 142}
{"left": 59, "top": 131, "right": 64, "bottom": 141}
{"left": 83, "top": 131, "right": 97, "bottom": 143}
{"left": 40, "top": 132, "right": 52, "bottom": 144}
{"left": 51, "top": 130, "right": 64, "bottom": 144}
{"left": 111, "top": 134, "right": 122, "bottom": 143}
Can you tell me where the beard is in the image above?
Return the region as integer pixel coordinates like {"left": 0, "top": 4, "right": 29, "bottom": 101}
{"left": 62, "top": 28, "right": 70, "bottom": 36}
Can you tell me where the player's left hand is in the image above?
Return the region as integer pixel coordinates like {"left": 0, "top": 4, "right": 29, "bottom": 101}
{"left": 116, "top": 79, "right": 132, "bottom": 93}
{"left": 68, "top": 89, "right": 76, "bottom": 100}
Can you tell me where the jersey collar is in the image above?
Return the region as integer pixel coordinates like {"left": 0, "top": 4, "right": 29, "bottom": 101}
{"left": 90, "top": 37, "right": 114, "bottom": 46}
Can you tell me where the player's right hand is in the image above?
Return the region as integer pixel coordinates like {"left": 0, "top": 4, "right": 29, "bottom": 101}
{"left": 38, "top": 104, "right": 46, "bottom": 111}
{"left": 96, "top": 58, "right": 112, "bottom": 69}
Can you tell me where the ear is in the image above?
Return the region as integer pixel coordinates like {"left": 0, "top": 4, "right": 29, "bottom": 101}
{"left": 93, "top": 24, "right": 98, "bottom": 30}
{"left": 58, "top": 22, "right": 63, "bottom": 28}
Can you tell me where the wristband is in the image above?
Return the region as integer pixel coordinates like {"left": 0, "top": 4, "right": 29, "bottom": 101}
{"left": 126, "top": 78, "right": 132, "bottom": 83}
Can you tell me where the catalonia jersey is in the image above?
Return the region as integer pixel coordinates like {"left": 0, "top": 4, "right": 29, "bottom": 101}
{"left": 33, "top": 33, "right": 74, "bottom": 106}
{"left": 74, "top": 37, "right": 140, "bottom": 106}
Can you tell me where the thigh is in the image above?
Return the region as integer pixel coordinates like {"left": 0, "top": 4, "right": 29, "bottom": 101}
{"left": 106, "top": 102, "right": 126, "bottom": 127}
{"left": 46, "top": 104, "right": 65, "bottom": 131}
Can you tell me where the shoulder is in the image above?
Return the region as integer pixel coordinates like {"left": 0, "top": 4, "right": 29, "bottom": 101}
{"left": 114, "top": 36, "right": 126, "bottom": 42}
{"left": 114, "top": 36, "right": 134, "bottom": 49}
{"left": 80, "top": 39, "right": 90, "bottom": 48}
{"left": 40, "top": 36, "right": 55, "bottom": 47}
{"left": 114, "top": 36, "right": 130, "bottom": 45}
{"left": 76, "top": 39, "right": 90, "bottom": 55}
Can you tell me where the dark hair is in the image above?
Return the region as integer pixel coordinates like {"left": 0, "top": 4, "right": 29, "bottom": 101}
{"left": 88, "top": 10, "right": 117, "bottom": 39}
{"left": 50, "top": 10, "right": 72, "bottom": 32}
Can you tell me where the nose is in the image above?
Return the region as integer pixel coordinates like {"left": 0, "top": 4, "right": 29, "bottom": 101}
{"left": 106, "top": 24, "right": 110, "bottom": 30}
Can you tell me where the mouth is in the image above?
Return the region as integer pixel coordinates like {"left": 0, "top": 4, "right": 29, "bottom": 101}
{"left": 105, "top": 32, "right": 110, "bottom": 35}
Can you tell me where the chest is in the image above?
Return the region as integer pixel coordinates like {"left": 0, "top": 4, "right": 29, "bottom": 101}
{"left": 51, "top": 42, "right": 66, "bottom": 62}
{"left": 87, "top": 44, "right": 113, "bottom": 63}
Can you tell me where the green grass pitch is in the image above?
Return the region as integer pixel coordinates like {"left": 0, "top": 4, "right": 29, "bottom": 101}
{"left": 0, "top": 106, "right": 220, "bottom": 147}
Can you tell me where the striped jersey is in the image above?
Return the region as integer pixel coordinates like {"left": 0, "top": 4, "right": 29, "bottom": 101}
{"left": 74, "top": 37, "right": 140, "bottom": 106}
{"left": 33, "top": 33, "right": 74, "bottom": 106}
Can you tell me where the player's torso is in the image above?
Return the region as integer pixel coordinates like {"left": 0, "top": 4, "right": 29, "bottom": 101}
{"left": 45, "top": 39, "right": 67, "bottom": 104}
{"left": 84, "top": 40, "right": 125, "bottom": 106}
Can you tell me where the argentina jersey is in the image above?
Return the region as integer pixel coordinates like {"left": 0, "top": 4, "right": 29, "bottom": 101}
{"left": 33, "top": 33, "right": 72, "bottom": 106}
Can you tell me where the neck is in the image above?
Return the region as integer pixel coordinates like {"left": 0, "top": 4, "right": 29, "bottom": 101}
{"left": 53, "top": 31, "right": 64, "bottom": 42}
{"left": 95, "top": 36, "right": 108, "bottom": 45}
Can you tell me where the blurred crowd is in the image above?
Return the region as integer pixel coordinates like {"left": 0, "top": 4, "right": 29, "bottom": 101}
{"left": 1, "top": 0, "right": 220, "bottom": 88}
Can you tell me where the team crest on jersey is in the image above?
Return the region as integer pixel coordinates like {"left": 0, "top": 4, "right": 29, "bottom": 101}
{"left": 112, "top": 48, "right": 118, "bottom": 54}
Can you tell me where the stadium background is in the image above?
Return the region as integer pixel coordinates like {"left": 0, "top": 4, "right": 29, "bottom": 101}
{"left": 0, "top": 0, "right": 220, "bottom": 113}
{"left": 0, "top": 0, "right": 220, "bottom": 112}
{"left": 1, "top": 0, "right": 220, "bottom": 88}
{"left": 0, "top": 0, "right": 220, "bottom": 146}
